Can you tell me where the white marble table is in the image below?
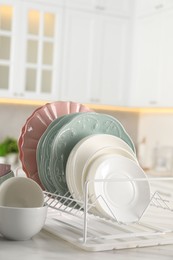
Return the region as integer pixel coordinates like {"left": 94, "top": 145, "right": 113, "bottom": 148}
{"left": 0, "top": 230, "right": 173, "bottom": 260}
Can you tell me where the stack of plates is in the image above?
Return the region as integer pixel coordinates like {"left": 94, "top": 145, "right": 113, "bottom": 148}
{"left": 18, "top": 101, "right": 150, "bottom": 223}
{"left": 18, "top": 101, "right": 91, "bottom": 188}
{"left": 65, "top": 134, "right": 150, "bottom": 223}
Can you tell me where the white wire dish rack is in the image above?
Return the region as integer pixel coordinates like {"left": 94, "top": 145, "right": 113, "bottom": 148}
{"left": 43, "top": 177, "right": 173, "bottom": 252}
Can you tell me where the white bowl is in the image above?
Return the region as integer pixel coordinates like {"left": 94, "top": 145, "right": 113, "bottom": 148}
{"left": 0, "top": 204, "right": 47, "bottom": 240}
{"left": 0, "top": 177, "right": 44, "bottom": 208}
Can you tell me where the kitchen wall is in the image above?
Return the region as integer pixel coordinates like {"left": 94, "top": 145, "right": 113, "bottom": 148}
{"left": 137, "top": 113, "right": 173, "bottom": 170}
{"left": 0, "top": 104, "right": 38, "bottom": 141}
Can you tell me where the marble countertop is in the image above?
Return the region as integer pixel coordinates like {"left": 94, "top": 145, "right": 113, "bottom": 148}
{"left": 0, "top": 229, "right": 173, "bottom": 260}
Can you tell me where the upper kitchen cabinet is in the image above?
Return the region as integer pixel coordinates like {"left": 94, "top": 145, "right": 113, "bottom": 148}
{"left": 65, "top": 0, "right": 131, "bottom": 16}
{"left": 61, "top": 6, "right": 130, "bottom": 105}
{"left": 157, "top": 9, "right": 173, "bottom": 106}
{"left": 0, "top": 2, "right": 14, "bottom": 96}
{"left": 128, "top": 4, "right": 173, "bottom": 107}
{"left": 135, "top": 0, "right": 173, "bottom": 17}
{"left": 0, "top": 0, "right": 64, "bottom": 100}
{"left": 128, "top": 14, "right": 161, "bottom": 107}
{"left": 89, "top": 14, "right": 130, "bottom": 105}
{"left": 60, "top": 10, "right": 95, "bottom": 104}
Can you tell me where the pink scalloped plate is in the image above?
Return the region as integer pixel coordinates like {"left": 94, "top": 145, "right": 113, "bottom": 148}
{"left": 18, "top": 106, "right": 43, "bottom": 176}
{"left": 18, "top": 101, "right": 92, "bottom": 188}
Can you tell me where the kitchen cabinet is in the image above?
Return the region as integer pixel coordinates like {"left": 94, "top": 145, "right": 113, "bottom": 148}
{"left": 128, "top": 14, "right": 161, "bottom": 107}
{"left": 3, "top": 0, "right": 173, "bottom": 108}
{"left": 60, "top": 10, "right": 94, "bottom": 104}
{"left": 0, "top": 1, "right": 14, "bottom": 96}
{"left": 0, "top": 0, "right": 131, "bottom": 105}
{"left": 135, "top": 0, "right": 173, "bottom": 17}
{"left": 89, "top": 14, "right": 130, "bottom": 105}
{"left": 0, "top": 0, "right": 63, "bottom": 100}
{"left": 158, "top": 9, "right": 173, "bottom": 106}
{"left": 128, "top": 7, "right": 173, "bottom": 107}
{"left": 61, "top": 8, "right": 130, "bottom": 105}
{"left": 65, "top": 0, "right": 131, "bottom": 17}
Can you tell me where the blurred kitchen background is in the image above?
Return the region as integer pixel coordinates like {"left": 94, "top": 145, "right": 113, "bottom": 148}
{"left": 1, "top": 0, "right": 173, "bottom": 175}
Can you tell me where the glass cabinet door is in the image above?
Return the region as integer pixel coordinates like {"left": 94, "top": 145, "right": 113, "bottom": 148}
{"left": 0, "top": 5, "right": 13, "bottom": 91}
{"left": 22, "top": 5, "right": 62, "bottom": 99}
{"left": 0, "top": 1, "right": 63, "bottom": 100}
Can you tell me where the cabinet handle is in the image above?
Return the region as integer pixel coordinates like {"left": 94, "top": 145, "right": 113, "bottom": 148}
{"left": 149, "top": 100, "right": 157, "bottom": 105}
{"left": 90, "top": 98, "right": 100, "bottom": 103}
{"left": 13, "top": 92, "right": 24, "bottom": 97}
{"left": 155, "top": 4, "right": 164, "bottom": 9}
{"left": 95, "top": 5, "right": 106, "bottom": 11}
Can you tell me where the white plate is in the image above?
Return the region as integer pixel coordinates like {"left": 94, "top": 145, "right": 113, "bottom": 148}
{"left": 66, "top": 134, "right": 137, "bottom": 200}
{"left": 85, "top": 154, "right": 150, "bottom": 223}
{"left": 67, "top": 146, "right": 138, "bottom": 202}
{"left": 51, "top": 113, "right": 135, "bottom": 196}
{"left": 81, "top": 146, "right": 139, "bottom": 193}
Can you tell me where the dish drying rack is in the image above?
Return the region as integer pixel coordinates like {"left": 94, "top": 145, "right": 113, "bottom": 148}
{"left": 43, "top": 177, "right": 173, "bottom": 252}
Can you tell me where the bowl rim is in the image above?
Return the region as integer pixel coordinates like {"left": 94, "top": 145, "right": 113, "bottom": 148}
{"left": 0, "top": 203, "right": 48, "bottom": 210}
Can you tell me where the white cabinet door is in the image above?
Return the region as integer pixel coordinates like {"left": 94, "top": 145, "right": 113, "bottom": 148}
{"left": 101, "top": 0, "right": 131, "bottom": 16}
{"left": 61, "top": 9, "right": 95, "bottom": 103}
{"left": 61, "top": 9, "right": 129, "bottom": 105}
{"left": 90, "top": 15, "right": 129, "bottom": 105}
{"left": 158, "top": 9, "right": 173, "bottom": 106}
{"left": 17, "top": 2, "right": 63, "bottom": 100}
{"left": 0, "top": 2, "right": 15, "bottom": 97}
{"left": 64, "top": 0, "right": 131, "bottom": 16}
{"left": 129, "top": 15, "right": 161, "bottom": 107}
{"left": 135, "top": 0, "right": 173, "bottom": 17}
{"left": 0, "top": 0, "right": 63, "bottom": 101}
{"left": 129, "top": 8, "right": 173, "bottom": 107}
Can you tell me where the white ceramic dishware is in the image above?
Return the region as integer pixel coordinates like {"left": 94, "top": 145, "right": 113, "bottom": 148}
{"left": 18, "top": 101, "right": 91, "bottom": 187}
{"left": 85, "top": 154, "right": 150, "bottom": 223}
{"left": 66, "top": 134, "right": 137, "bottom": 200}
{"left": 0, "top": 177, "right": 44, "bottom": 208}
{"left": 0, "top": 204, "right": 47, "bottom": 240}
{"left": 49, "top": 112, "right": 135, "bottom": 197}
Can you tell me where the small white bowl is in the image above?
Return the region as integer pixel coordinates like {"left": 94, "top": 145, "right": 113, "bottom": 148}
{"left": 0, "top": 177, "right": 44, "bottom": 208}
{"left": 0, "top": 204, "right": 47, "bottom": 240}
